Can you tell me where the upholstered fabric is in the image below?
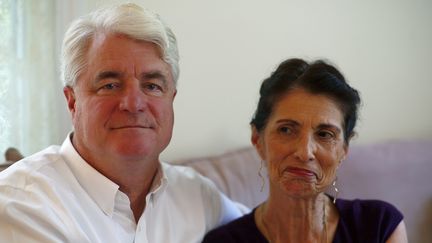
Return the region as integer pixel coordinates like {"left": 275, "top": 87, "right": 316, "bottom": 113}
{"left": 337, "top": 140, "right": 432, "bottom": 243}
{"left": 175, "top": 140, "right": 432, "bottom": 243}
{"left": 176, "top": 147, "right": 267, "bottom": 209}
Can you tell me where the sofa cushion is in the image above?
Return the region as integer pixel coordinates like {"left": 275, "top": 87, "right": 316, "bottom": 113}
{"left": 175, "top": 147, "right": 267, "bottom": 209}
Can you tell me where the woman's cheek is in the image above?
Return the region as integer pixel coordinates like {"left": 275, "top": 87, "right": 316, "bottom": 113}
{"left": 317, "top": 165, "right": 338, "bottom": 191}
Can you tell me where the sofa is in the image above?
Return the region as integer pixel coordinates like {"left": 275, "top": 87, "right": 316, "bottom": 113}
{"left": 176, "top": 139, "right": 432, "bottom": 243}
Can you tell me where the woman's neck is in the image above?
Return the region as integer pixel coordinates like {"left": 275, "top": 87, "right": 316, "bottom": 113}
{"left": 255, "top": 193, "right": 335, "bottom": 243}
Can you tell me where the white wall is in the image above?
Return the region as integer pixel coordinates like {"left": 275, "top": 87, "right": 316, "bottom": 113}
{"left": 59, "top": 0, "right": 432, "bottom": 161}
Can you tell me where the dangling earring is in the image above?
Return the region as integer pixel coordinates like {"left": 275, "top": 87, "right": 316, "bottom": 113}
{"left": 258, "top": 160, "right": 265, "bottom": 192}
{"left": 332, "top": 176, "right": 339, "bottom": 204}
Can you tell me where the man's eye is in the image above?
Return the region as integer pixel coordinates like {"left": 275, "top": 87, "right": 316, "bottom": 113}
{"left": 145, "top": 83, "right": 163, "bottom": 92}
{"left": 102, "top": 83, "right": 119, "bottom": 90}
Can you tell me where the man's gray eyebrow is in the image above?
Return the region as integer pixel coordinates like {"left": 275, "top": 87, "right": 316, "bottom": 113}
{"left": 140, "top": 71, "right": 167, "bottom": 84}
{"left": 95, "top": 71, "right": 122, "bottom": 82}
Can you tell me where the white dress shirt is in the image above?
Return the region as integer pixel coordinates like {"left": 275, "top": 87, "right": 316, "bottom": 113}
{"left": 0, "top": 135, "right": 248, "bottom": 243}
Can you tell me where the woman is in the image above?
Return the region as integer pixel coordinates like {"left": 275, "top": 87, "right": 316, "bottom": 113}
{"left": 202, "top": 58, "right": 407, "bottom": 243}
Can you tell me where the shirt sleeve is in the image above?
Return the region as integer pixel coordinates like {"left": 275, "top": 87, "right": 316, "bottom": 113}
{"left": 0, "top": 185, "right": 70, "bottom": 243}
{"left": 199, "top": 174, "right": 250, "bottom": 231}
{"left": 219, "top": 193, "right": 250, "bottom": 225}
{"left": 335, "top": 198, "right": 404, "bottom": 243}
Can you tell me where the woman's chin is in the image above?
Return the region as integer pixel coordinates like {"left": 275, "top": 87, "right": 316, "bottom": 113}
{"left": 278, "top": 178, "right": 319, "bottom": 197}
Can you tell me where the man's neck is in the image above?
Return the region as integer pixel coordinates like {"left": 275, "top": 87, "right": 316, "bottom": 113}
{"left": 117, "top": 162, "right": 160, "bottom": 222}
{"left": 85, "top": 154, "right": 161, "bottom": 222}
{"left": 70, "top": 133, "right": 162, "bottom": 221}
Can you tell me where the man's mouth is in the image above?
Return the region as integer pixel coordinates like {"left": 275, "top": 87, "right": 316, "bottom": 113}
{"left": 111, "top": 125, "right": 154, "bottom": 129}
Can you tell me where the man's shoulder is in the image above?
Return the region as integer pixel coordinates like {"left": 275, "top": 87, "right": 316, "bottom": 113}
{"left": 160, "top": 162, "right": 222, "bottom": 201}
{"left": 0, "top": 145, "right": 67, "bottom": 189}
{"left": 161, "top": 162, "right": 210, "bottom": 183}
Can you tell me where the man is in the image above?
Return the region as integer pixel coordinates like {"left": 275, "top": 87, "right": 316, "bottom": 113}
{"left": 0, "top": 3, "right": 246, "bottom": 243}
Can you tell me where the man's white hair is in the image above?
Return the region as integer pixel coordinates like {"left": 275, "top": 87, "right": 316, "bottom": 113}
{"left": 61, "top": 3, "right": 179, "bottom": 87}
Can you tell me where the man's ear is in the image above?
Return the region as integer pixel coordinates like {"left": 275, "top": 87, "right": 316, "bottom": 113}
{"left": 251, "top": 126, "right": 265, "bottom": 160}
{"left": 172, "top": 89, "right": 177, "bottom": 99}
{"left": 63, "top": 86, "right": 76, "bottom": 116}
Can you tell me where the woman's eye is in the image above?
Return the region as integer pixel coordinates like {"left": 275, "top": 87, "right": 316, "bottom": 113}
{"left": 317, "top": 131, "right": 334, "bottom": 139}
{"left": 279, "top": 126, "right": 293, "bottom": 134}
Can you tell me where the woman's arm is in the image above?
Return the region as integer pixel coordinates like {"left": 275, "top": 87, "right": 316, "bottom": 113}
{"left": 386, "top": 220, "right": 408, "bottom": 243}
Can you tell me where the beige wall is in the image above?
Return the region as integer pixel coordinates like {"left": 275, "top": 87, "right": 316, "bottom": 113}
{"left": 58, "top": 0, "right": 432, "bottom": 161}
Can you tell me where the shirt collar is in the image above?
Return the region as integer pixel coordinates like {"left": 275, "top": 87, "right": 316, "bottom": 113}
{"left": 60, "top": 133, "right": 119, "bottom": 216}
{"left": 59, "top": 133, "right": 170, "bottom": 215}
{"left": 147, "top": 163, "right": 168, "bottom": 203}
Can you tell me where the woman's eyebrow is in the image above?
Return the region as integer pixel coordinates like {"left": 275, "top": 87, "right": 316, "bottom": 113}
{"left": 317, "top": 124, "right": 342, "bottom": 133}
{"left": 276, "top": 119, "right": 299, "bottom": 126}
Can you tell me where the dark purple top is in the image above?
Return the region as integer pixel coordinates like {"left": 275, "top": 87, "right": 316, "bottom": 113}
{"left": 202, "top": 198, "right": 403, "bottom": 243}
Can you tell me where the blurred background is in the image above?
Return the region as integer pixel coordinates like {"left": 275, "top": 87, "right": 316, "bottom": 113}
{"left": 0, "top": 0, "right": 431, "bottom": 161}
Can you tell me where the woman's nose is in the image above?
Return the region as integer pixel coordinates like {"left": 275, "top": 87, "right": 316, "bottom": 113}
{"left": 293, "top": 135, "right": 316, "bottom": 162}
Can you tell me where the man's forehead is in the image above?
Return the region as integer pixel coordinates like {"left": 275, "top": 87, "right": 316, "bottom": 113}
{"left": 90, "top": 32, "right": 162, "bottom": 55}
{"left": 84, "top": 33, "right": 173, "bottom": 82}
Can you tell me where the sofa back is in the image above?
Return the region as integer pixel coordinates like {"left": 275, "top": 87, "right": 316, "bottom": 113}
{"left": 176, "top": 140, "right": 432, "bottom": 243}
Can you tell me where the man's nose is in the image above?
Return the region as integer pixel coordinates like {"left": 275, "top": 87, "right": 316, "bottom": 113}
{"left": 293, "top": 134, "right": 316, "bottom": 162}
{"left": 119, "top": 82, "right": 146, "bottom": 113}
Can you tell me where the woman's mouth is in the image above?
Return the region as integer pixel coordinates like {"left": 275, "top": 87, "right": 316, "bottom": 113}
{"left": 284, "top": 167, "right": 317, "bottom": 178}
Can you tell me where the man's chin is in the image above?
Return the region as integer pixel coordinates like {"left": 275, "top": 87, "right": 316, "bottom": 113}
{"left": 107, "top": 134, "right": 170, "bottom": 162}
{"left": 113, "top": 144, "right": 159, "bottom": 161}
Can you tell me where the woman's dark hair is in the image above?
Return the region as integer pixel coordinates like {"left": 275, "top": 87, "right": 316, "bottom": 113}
{"left": 250, "top": 58, "right": 361, "bottom": 144}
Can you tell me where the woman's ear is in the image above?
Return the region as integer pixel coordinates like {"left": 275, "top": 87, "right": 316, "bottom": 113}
{"left": 251, "top": 126, "right": 265, "bottom": 160}
{"left": 339, "top": 143, "right": 349, "bottom": 167}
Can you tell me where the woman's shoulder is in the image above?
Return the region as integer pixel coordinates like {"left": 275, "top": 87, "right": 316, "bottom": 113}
{"left": 336, "top": 198, "right": 403, "bottom": 220}
{"left": 202, "top": 208, "right": 267, "bottom": 243}
{"left": 334, "top": 198, "right": 404, "bottom": 242}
